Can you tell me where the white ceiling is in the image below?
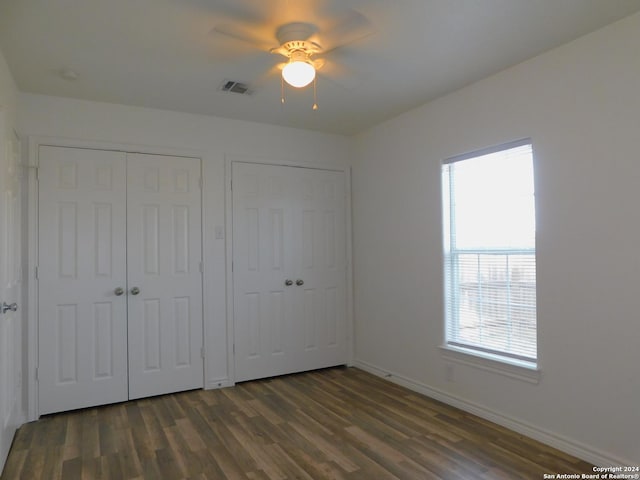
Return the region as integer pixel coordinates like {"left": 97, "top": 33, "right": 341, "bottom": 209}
{"left": 1, "top": 0, "right": 639, "bottom": 135}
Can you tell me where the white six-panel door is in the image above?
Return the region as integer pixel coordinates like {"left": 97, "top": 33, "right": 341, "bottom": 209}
{"left": 233, "top": 163, "right": 297, "bottom": 381}
{"left": 126, "top": 153, "right": 203, "bottom": 399}
{"left": 233, "top": 162, "right": 347, "bottom": 382}
{"left": 0, "top": 116, "right": 22, "bottom": 472}
{"left": 38, "top": 146, "right": 129, "bottom": 414}
{"left": 38, "top": 146, "right": 203, "bottom": 415}
{"left": 291, "top": 167, "right": 347, "bottom": 374}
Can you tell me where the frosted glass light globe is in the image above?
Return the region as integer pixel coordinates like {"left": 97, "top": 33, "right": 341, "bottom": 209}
{"left": 282, "top": 60, "right": 316, "bottom": 88}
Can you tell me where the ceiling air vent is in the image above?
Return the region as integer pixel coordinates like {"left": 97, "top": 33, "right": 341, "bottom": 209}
{"left": 219, "top": 80, "right": 252, "bottom": 95}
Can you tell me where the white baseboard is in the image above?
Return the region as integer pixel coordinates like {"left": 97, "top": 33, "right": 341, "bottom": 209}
{"left": 353, "top": 359, "right": 632, "bottom": 468}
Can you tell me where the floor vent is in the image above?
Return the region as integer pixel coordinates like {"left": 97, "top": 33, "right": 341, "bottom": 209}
{"left": 219, "top": 80, "right": 252, "bottom": 95}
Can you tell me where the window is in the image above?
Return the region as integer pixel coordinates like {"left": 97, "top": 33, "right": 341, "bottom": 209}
{"left": 442, "top": 139, "right": 537, "bottom": 367}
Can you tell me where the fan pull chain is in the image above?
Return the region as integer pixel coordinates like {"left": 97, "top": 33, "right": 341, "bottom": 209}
{"left": 312, "top": 76, "right": 318, "bottom": 111}
{"left": 281, "top": 75, "right": 285, "bottom": 104}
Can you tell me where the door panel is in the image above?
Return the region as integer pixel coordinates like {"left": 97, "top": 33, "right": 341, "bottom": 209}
{"left": 233, "top": 163, "right": 296, "bottom": 382}
{"left": 126, "top": 153, "right": 203, "bottom": 399}
{"left": 38, "top": 146, "right": 128, "bottom": 415}
{"left": 0, "top": 121, "right": 21, "bottom": 473}
{"left": 233, "top": 163, "right": 347, "bottom": 382}
{"left": 291, "top": 168, "right": 347, "bottom": 373}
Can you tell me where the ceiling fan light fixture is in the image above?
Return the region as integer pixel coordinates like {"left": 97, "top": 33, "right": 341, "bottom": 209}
{"left": 282, "top": 51, "right": 316, "bottom": 88}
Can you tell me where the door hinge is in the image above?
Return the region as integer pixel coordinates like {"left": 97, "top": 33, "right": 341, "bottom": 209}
{"left": 35, "top": 367, "right": 38, "bottom": 381}
{"left": 199, "top": 262, "right": 203, "bottom": 274}
{"left": 34, "top": 266, "right": 38, "bottom": 280}
{"left": 201, "top": 347, "right": 205, "bottom": 359}
{"left": 35, "top": 167, "right": 39, "bottom": 182}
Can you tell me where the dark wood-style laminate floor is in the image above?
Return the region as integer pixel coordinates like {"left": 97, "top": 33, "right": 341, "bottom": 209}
{"left": 2, "top": 367, "right": 593, "bottom": 479}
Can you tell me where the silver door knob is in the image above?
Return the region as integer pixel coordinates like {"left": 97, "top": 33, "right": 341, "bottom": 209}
{"left": 285, "top": 279, "right": 293, "bottom": 286}
{"left": 296, "top": 279, "right": 304, "bottom": 286}
{"left": 1, "top": 302, "right": 18, "bottom": 313}
{"left": 130, "top": 287, "right": 140, "bottom": 295}
{"left": 114, "top": 287, "right": 125, "bottom": 296}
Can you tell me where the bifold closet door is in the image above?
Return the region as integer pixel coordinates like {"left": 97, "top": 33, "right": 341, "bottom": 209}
{"left": 126, "top": 153, "right": 204, "bottom": 400}
{"left": 38, "top": 147, "right": 204, "bottom": 414}
{"left": 38, "top": 146, "right": 129, "bottom": 415}
{"left": 233, "top": 162, "right": 347, "bottom": 382}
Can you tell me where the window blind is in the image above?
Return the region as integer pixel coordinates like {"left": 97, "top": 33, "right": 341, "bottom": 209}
{"left": 442, "top": 140, "right": 537, "bottom": 364}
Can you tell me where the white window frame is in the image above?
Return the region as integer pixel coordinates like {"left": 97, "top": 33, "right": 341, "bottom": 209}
{"left": 440, "top": 139, "right": 540, "bottom": 383}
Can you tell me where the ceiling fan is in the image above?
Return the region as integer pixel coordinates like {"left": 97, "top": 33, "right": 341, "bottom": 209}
{"left": 211, "top": 4, "right": 375, "bottom": 108}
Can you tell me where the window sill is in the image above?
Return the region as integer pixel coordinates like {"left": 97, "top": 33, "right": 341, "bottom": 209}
{"left": 439, "top": 345, "right": 541, "bottom": 384}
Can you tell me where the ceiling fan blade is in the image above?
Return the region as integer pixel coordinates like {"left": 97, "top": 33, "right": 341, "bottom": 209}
{"left": 312, "top": 9, "right": 374, "bottom": 53}
{"left": 249, "top": 63, "right": 286, "bottom": 91}
{"left": 317, "top": 58, "right": 363, "bottom": 90}
{"left": 212, "top": 23, "right": 276, "bottom": 51}
{"left": 312, "top": 58, "right": 326, "bottom": 70}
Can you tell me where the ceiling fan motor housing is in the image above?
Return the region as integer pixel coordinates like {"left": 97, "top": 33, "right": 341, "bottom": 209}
{"left": 276, "top": 22, "right": 317, "bottom": 44}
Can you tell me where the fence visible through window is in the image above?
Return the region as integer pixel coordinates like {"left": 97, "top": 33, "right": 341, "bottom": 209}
{"left": 448, "top": 250, "right": 536, "bottom": 361}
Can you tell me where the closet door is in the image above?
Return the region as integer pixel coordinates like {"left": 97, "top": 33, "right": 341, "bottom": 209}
{"left": 291, "top": 168, "right": 348, "bottom": 373}
{"left": 233, "top": 162, "right": 347, "bottom": 382}
{"left": 232, "top": 163, "right": 297, "bottom": 382}
{"left": 126, "top": 153, "right": 204, "bottom": 399}
{"left": 38, "top": 146, "right": 128, "bottom": 415}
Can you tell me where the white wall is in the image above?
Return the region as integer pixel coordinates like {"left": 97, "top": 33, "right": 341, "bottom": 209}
{"left": 0, "top": 50, "right": 17, "bottom": 122}
{"left": 351, "top": 12, "right": 640, "bottom": 466}
{"left": 18, "top": 94, "right": 351, "bottom": 389}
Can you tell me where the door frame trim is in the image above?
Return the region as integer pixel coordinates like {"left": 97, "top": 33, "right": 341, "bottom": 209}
{"left": 224, "top": 154, "right": 354, "bottom": 385}
{"left": 26, "top": 135, "right": 207, "bottom": 420}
